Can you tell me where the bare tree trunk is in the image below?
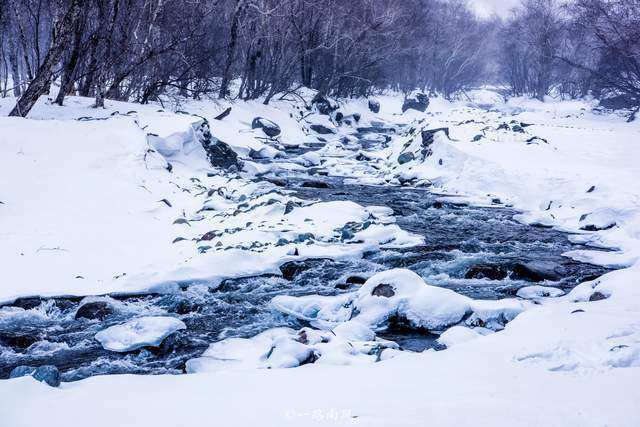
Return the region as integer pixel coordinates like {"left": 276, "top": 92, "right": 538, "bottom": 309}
{"left": 219, "top": 0, "right": 244, "bottom": 99}
{"left": 9, "top": 0, "right": 83, "bottom": 117}
{"left": 55, "top": 13, "right": 84, "bottom": 106}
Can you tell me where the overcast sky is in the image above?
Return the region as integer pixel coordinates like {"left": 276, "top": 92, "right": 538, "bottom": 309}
{"left": 466, "top": 0, "right": 521, "bottom": 18}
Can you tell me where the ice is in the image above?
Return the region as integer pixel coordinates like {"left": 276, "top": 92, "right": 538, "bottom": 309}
{"left": 94, "top": 316, "right": 186, "bottom": 352}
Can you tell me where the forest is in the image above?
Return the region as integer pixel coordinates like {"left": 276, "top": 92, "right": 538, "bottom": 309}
{"left": 0, "top": 0, "right": 638, "bottom": 117}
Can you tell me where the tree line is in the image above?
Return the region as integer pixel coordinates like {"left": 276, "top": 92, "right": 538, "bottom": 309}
{"left": 0, "top": 0, "right": 638, "bottom": 117}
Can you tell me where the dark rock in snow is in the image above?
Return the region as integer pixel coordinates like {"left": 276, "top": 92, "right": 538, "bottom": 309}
{"left": 402, "top": 92, "right": 430, "bottom": 113}
{"left": 279, "top": 260, "right": 323, "bottom": 281}
{"left": 472, "top": 134, "right": 483, "bottom": 141}
{"left": 580, "top": 223, "right": 616, "bottom": 232}
{"left": 75, "top": 301, "right": 113, "bottom": 321}
{"left": 587, "top": 185, "right": 596, "bottom": 193}
{"left": 589, "top": 291, "right": 608, "bottom": 301}
{"left": 311, "top": 93, "right": 338, "bottom": 115}
{"left": 251, "top": 117, "right": 281, "bottom": 137}
{"left": 284, "top": 201, "right": 296, "bottom": 215}
{"left": 310, "top": 124, "right": 336, "bottom": 135}
{"left": 464, "top": 264, "right": 508, "bottom": 281}
{"left": 372, "top": 283, "right": 395, "bottom": 297}
{"left": 194, "top": 120, "right": 240, "bottom": 170}
{"left": 368, "top": 99, "right": 380, "bottom": 113}
{"left": 398, "top": 152, "right": 415, "bottom": 165}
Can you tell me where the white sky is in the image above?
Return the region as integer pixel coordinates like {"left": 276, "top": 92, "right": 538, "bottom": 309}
{"left": 466, "top": 0, "right": 521, "bottom": 18}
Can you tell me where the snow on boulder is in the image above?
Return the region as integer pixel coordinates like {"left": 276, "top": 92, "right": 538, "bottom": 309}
{"left": 193, "top": 120, "right": 241, "bottom": 170}
{"left": 251, "top": 117, "right": 281, "bottom": 137}
{"left": 437, "top": 326, "right": 481, "bottom": 348}
{"left": 516, "top": 285, "right": 565, "bottom": 300}
{"left": 466, "top": 299, "right": 530, "bottom": 330}
{"left": 95, "top": 316, "right": 186, "bottom": 352}
{"left": 368, "top": 98, "right": 381, "bottom": 113}
{"left": 271, "top": 269, "right": 531, "bottom": 334}
{"left": 311, "top": 93, "right": 339, "bottom": 115}
{"left": 354, "top": 269, "right": 471, "bottom": 331}
{"left": 402, "top": 91, "right": 430, "bottom": 113}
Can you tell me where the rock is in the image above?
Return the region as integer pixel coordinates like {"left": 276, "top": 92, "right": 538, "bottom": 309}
{"left": 10, "top": 365, "right": 60, "bottom": 387}
{"left": 311, "top": 93, "right": 338, "bottom": 115}
{"left": 301, "top": 180, "right": 330, "bottom": 189}
{"left": 251, "top": 117, "right": 281, "bottom": 137}
{"left": 371, "top": 283, "right": 395, "bottom": 297}
{"left": 511, "top": 124, "right": 525, "bottom": 133}
{"left": 284, "top": 201, "right": 296, "bottom": 214}
{"left": 0, "top": 333, "right": 39, "bottom": 349}
{"left": 11, "top": 297, "right": 43, "bottom": 310}
{"left": 472, "top": 134, "right": 483, "bottom": 141}
{"left": 75, "top": 301, "right": 113, "bottom": 321}
{"left": 346, "top": 275, "right": 367, "bottom": 285}
{"left": 587, "top": 185, "right": 596, "bottom": 193}
{"left": 279, "top": 260, "right": 323, "bottom": 281}
{"left": 32, "top": 365, "right": 61, "bottom": 387}
{"left": 194, "top": 120, "right": 240, "bottom": 170}
{"left": 368, "top": 99, "right": 380, "bottom": 113}
{"left": 464, "top": 265, "right": 508, "bottom": 280}
{"left": 309, "top": 124, "right": 336, "bottom": 135}
{"left": 402, "top": 92, "right": 430, "bottom": 113}
{"left": 9, "top": 365, "right": 37, "bottom": 379}
{"left": 589, "top": 291, "right": 608, "bottom": 301}
{"left": 497, "top": 123, "right": 510, "bottom": 130}
{"left": 397, "top": 152, "right": 415, "bottom": 165}
{"left": 511, "top": 261, "right": 562, "bottom": 282}
{"left": 580, "top": 223, "right": 616, "bottom": 231}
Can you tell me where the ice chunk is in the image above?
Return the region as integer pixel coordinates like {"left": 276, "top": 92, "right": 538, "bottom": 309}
{"left": 95, "top": 316, "right": 186, "bottom": 352}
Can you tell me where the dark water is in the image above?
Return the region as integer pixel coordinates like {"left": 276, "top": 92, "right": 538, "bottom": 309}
{"left": 0, "top": 130, "right": 611, "bottom": 382}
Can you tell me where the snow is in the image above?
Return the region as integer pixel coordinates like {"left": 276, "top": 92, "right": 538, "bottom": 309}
{"left": 1, "top": 90, "right": 640, "bottom": 426}
{"left": 94, "top": 316, "right": 186, "bottom": 352}
{"left": 437, "top": 326, "right": 482, "bottom": 348}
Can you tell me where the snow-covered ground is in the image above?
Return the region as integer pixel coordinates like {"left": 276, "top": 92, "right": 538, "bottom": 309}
{"left": 1, "top": 90, "right": 639, "bottom": 426}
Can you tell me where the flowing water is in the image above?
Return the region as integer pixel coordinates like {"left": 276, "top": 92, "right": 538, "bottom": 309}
{"left": 0, "top": 129, "right": 611, "bottom": 382}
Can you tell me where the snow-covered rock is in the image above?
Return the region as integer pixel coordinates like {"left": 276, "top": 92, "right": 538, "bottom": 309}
{"left": 95, "top": 316, "right": 186, "bottom": 352}
{"left": 437, "top": 326, "right": 482, "bottom": 348}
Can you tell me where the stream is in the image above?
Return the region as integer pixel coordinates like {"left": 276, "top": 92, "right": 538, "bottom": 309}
{"left": 0, "top": 128, "right": 611, "bottom": 382}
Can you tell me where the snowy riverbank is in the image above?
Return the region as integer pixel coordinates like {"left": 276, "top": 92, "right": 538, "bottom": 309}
{"left": 1, "top": 91, "right": 639, "bottom": 426}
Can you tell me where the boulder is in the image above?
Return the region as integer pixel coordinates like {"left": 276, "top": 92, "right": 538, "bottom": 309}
{"left": 420, "top": 127, "right": 448, "bottom": 158}
{"left": 10, "top": 365, "right": 60, "bottom": 387}
{"left": 511, "top": 261, "right": 562, "bottom": 282}
{"left": 193, "top": 120, "right": 240, "bottom": 170}
{"left": 402, "top": 92, "right": 430, "bottom": 113}
{"left": 371, "top": 283, "right": 395, "bottom": 297}
{"left": 397, "top": 152, "right": 415, "bottom": 165}
{"left": 368, "top": 99, "right": 380, "bottom": 113}
{"left": 311, "top": 93, "right": 338, "bottom": 115}
{"left": 251, "top": 117, "right": 281, "bottom": 137}
{"left": 75, "top": 301, "right": 113, "bottom": 321}
{"left": 464, "top": 264, "right": 508, "bottom": 281}
{"left": 310, "top": 124, "right": 336, "bottom": 135}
